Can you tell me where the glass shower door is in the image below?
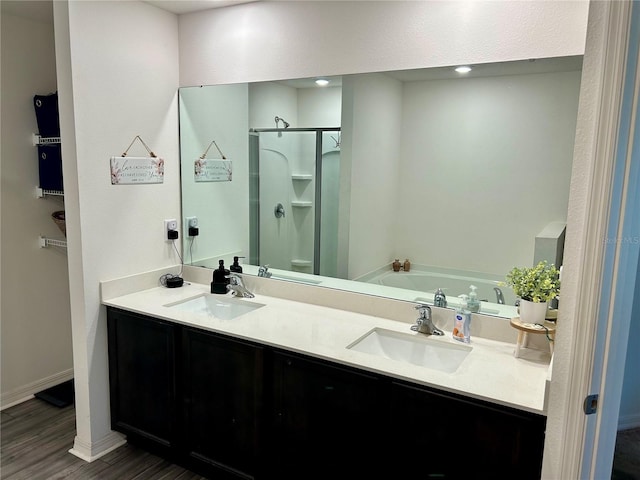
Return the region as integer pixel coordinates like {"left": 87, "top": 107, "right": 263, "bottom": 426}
{"left": 249, "top": 128, "right": 340, "bottom": 276}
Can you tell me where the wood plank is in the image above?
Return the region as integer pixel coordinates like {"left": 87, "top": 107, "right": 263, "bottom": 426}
{"left": 0, "top": 399, "right": 204, "bottom": 480}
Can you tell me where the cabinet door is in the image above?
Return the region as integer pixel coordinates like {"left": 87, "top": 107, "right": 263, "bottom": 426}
{"left": 107, "top": 308, "right": 176, "bottom": 451}
{"left": 269, "top": 351, "right": 383, "bottom": 480}
{"left": 181, "top": 327, "right": 264, "bottom": 479}
{"left": 390, "top": 381, "right": 546, "bottom": 479}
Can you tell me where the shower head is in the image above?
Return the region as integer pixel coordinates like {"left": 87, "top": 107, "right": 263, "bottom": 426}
{"left": 274, "top": 116, "right": 290, "bottom": 129}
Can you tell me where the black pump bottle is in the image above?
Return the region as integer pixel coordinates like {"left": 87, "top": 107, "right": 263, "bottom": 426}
{"left": 230, "top": 256, "right": 244, "bottom": 273}
{"left": 211, "top": 260, "right": 230, "bottom": 294}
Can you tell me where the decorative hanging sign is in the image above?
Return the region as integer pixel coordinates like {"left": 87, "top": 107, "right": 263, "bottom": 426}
{"left": 195, "top": 158, "right": 232, "bottom": 182}
{"left": 110, "top": 135, "right": 164, "bottom": 185}
{"left": 194, "top": 139, "right": 232, "bottom": 182}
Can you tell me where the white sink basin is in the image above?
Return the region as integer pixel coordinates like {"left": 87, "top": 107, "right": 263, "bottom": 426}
{"left": 347, "top": 328, "right": 471, "bottom": 373}
{"left": 167, "top": 294, "right": 265, "bottom": 320}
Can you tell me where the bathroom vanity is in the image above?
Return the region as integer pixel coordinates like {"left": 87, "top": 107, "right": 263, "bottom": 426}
{"left": 103, "top": 276, "right": 550, "bottom": 479}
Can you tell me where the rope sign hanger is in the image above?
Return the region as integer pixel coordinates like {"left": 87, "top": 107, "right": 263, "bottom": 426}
{"left": 121, "top": 135, "right": 156, "bottom": 158}
{"left": 200, "top": 140, "right": 226, "bottom": 159}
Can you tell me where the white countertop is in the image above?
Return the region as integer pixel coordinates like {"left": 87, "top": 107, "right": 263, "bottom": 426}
{"left": 102, "top": 280, "right": 551, "bottom": 415}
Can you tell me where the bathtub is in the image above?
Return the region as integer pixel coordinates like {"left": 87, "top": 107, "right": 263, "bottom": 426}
{"left": 359, "top": 266, "right": 518, "bottom": 316}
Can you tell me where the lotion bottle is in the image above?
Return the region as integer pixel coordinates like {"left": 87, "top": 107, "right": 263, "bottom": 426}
{"left": 452, "top": 295, "right": 471, "bottom": 343}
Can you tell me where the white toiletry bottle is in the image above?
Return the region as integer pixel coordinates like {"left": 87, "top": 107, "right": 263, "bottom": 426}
{"left": 452, "top": 295, "right": 471, "bottom": 343}
{"left": 467, "top": 285, "right": 481, "bottom": 313}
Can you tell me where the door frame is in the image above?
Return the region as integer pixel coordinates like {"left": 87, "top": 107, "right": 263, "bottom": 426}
{"left": 542, "top": 1, "right": 638, "bottom": 478}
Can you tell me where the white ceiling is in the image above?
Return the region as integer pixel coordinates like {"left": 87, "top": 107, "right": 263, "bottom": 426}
{"left": 144, "top": 0, "right": 258, "bottom": 14}
{"left": 0, "top": 0, "right": 257, "bottom": 23}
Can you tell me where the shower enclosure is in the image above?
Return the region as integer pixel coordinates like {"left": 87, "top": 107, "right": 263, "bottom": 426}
{"left": 249, "top": 128, "right": 341, "bottom": 277}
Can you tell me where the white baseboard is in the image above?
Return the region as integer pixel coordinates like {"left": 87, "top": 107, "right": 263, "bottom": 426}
{"left": 618, "top": 413, "right": 640, "bottom": 430}
{"left": 69, "top": 431, "right": 127, "bottom": 462}
{"left": 1, "top": 368, "right": 74, "bottom": 410}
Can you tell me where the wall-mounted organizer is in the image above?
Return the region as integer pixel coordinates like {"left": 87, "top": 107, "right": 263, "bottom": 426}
{"left": 39, "top": 236, "right": 67, "bottom": 249}
{"left": 33, "top": 92, "right": 66, "bottom": 249}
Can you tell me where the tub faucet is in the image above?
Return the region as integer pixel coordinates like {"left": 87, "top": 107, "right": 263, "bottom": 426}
{"left": 493, "top": 287, "right": 505, "bottom": 305}
{"left": 258, "top": 265, "right": 272, "bottom": 278}
{"left": 226, "top": 273, "right": 255, "bottom": 298}
{"left": 434, "top": 288, "right": 447, "bottom": 308}
{"left": 411, "top": 304, "right": 444, "bottom": 336}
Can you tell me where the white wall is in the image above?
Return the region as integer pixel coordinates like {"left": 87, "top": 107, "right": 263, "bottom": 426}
{"left": 342, "top": 72, "right": 404, "bottom": 279}
{"left": 179, "top": 84, "right": 249, "bottom": 267}
{"left": 397, "top": 69, "right": 581, "bottom": 276}
{"left": 178, "top": 0, "right": 588, "bottom": 87}
{"left": 53, "top": 0, "right": 180, "bottom": 460}
{"left": 1, "top": 5, "right": 73, "bottom": 407}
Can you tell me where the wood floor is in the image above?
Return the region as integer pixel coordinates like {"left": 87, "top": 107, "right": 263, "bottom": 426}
{"left": 0, "top": 398, "right": 206, "bottom": 479}
{"left": 1, "top": 397, "right": 639, "bottom": 479}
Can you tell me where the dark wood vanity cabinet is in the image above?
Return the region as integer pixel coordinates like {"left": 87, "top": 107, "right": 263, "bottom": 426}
{"left": 181, "top": 327, "right": 264, "bottom": 479}
{"left": 106, "top": 308, "right": 177, "bottom": 454}
{"left": 267, "top": 351, "right": 383, "bottom": 479}
{"left": 107, "top": 307, "right": 546, "bottom": 480}
{"left": 389, "top": 381, "right": 546, "bottom": 479}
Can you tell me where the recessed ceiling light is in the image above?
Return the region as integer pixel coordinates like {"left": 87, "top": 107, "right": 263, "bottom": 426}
{"left": 455, "top": 66, "right": 472, "bottom": 74}
{"left": 315, "top": 79, "right": 330, "bottom": 87}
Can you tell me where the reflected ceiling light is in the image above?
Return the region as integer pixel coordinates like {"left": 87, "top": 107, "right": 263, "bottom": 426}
{"left": 315, "top": 78, "right": 330, "bottom": 86}
{"left": 455, "top": 66, "right": 472, "bottom": 74}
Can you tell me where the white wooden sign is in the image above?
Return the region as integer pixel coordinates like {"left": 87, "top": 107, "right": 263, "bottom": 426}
{"left": 194, "top": 158, "right": 232, "bottom": 182}
{"left": 110, "top": 156, "right": 164, "bottom": 185}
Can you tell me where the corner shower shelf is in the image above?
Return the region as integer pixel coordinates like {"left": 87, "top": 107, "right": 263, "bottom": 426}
{"left": 291, "top": 259, "right": 312, "bottom": 267}
{"left": 32, "top": 133, "right": 61, "bottom": 146}
{"left": 291, "top": 174, "right": 313, "bottom": 181}
{"left": 36, "top": 187, "right": 64, "bottom": 198}
{"left": 291, "top": 201, "right": 313, "bottom": 208}
{"left": 39, "top": 236, "right": 67, "bottom": 249}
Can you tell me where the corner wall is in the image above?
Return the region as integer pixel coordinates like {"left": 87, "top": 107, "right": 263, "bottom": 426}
{"left": 53, "top": 0, "right": 180, "bottom": 460}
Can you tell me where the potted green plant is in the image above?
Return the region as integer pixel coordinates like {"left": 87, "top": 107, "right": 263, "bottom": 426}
{"left": 504, "top": 261, "right": 560, "bottom": 323}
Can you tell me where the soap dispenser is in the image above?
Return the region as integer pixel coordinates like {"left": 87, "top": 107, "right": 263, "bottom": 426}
{"left": 467, "top": 285, "right": 481, "bottom": 313}
{"left": 452, "top": 295, "right": 471, "bottom": 343}
{"left": 230, "top": 256, "right": 244, "bottom": 273}
{"left": 211, "top": 259, "right": 230, "bottom": 294}
{"left": 403, "top": 259, "right": 411, "bottom": 272}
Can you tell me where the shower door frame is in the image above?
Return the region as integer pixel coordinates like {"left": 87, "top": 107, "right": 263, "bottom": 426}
{"left": 249, "top": 127, "right": 341, "bottom": 275}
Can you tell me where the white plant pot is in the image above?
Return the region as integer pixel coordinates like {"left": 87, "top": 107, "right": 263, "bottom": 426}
{"left": 518, "top": 299, "right": 548, "bottom": 324}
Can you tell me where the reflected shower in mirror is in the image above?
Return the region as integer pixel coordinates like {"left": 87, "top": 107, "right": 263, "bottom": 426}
{"left": 179, "top": 56, "right": 582, "bottom": 318}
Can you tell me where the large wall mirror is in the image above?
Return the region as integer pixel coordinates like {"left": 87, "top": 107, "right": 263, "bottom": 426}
{"left": 179, "top": 55, "right": 582, "bottom": 318}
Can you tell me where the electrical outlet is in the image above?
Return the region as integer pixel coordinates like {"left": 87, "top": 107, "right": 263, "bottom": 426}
{"left": 185, "top": 216, "right": 198, "bottom": 229}
{"left": 164, "top": 219, "right": 178, "bottom": 240}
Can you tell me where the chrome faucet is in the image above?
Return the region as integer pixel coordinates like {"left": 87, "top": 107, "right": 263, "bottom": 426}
{"left": 257, "top": 265, "right": 272, "bottom": 278}
{"left": 411, "top": 304, "right": 444, "bottom": 336}
{"left": 434, "top": 288, "right": 447, "bottom": 308}
{"left": 493, "top": 287, "right": 505, "bottom": 305}
{"left": 226, "top": 273, "right": 254, "bottom": 298}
